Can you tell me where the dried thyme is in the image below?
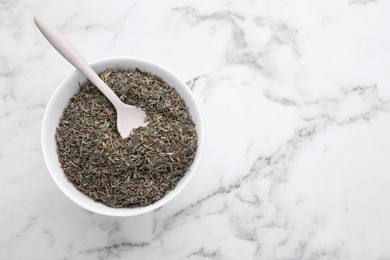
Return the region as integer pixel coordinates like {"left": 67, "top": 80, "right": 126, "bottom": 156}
{"left": 55, "top": 68, "right": 197, "bottom": 208}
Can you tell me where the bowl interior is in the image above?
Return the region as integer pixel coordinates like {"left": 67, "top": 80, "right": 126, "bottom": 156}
{"left": 41, "top": 57, "right": 203, "bottom": 217}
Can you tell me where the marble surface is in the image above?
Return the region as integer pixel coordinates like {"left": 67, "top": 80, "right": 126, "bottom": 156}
{"left": 1, "top": 0, "right": 390, "bottom": 259}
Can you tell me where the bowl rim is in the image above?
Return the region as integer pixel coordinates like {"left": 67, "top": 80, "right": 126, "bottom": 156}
{"left": 41, "top": 56, "right": 203, "bottom": 217}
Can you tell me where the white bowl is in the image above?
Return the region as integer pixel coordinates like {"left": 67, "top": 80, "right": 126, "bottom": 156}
{"left": 41, "top": 57, "right": 203, "bottom": 217}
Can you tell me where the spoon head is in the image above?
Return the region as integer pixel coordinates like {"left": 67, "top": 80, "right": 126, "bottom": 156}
{"left": 117, "top": 104, "right": 147, "bottom": 138}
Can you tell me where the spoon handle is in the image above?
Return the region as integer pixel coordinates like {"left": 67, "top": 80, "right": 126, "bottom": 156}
{"left": 34, "top": 16, "right": 122, "bottom": 107}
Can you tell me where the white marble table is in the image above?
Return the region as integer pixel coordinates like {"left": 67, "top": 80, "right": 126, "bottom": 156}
{"left": 2, "top": 0, "right": 390, "bottom": 259}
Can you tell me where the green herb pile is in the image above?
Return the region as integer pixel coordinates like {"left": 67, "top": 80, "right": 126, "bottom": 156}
{"left": 56, "top": 69, "right": 197, "bottom": 208}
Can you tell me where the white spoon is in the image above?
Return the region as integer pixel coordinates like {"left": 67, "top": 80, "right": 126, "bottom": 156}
{"left": 34, "top": 16, "right": 147, "bottom": 138}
